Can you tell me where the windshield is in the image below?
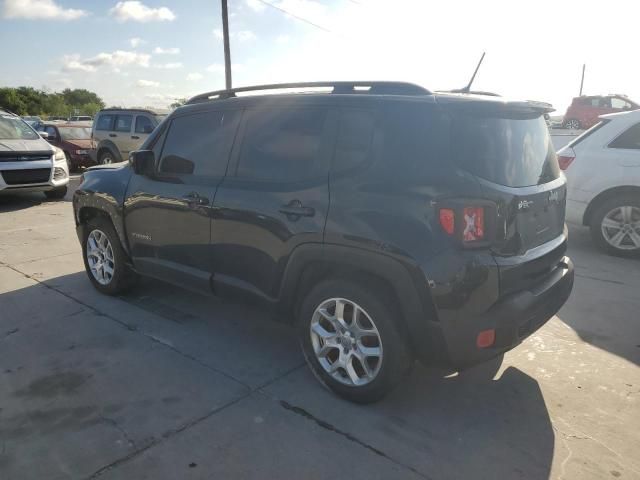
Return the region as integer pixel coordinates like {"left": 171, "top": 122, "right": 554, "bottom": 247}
{"left": 59, "top": 126, "right": 92, "bottom": 140}
{"left": 0, "top": 114, "right": 39, "bottom": 140}
{"left": 451, "top": 112, "right": 560, "bottom": 187}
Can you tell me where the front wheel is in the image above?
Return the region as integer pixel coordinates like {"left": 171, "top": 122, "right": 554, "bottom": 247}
{"left": 298, "top": 280, "right": 412, "bottom": 403}
{"left": 44, "top": 186, "right": 67, "bottom": 200}
{"left": 98, "top": 150, "right": 116, "bottom": 165}
{"left": 590, "top": 195, "right": 640, "bottom": 257}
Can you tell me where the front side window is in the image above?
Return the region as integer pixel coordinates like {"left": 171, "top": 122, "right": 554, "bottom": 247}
{"left": 237, "top": 108, "right": 327, "bottom": 181}
{"left": 115, "top": 115, "right": 132, "bottom": 132}
{"left": 0, "top": 114, "right": 39, "bottom": 140}
{"left": 96, "top": 114, "right": 114, "bottom": 131}
{"left": 135, "top": 115, "right": 154, "bottom": 134}
{"left": 159, "top": 110, "right": 240, "bottom": 177}
{"left": 609, "top": 123, "right": 640, "bottom": 150}
{"left": 44, "top": 126, "right": 58, "bottom": 138}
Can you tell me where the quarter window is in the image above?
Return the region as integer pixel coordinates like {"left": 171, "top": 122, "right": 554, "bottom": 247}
{"left": 237, "top": 108, "right": 327, "bottom": 181}
{"left": 95, "top": 114, "right": 114, "bottom": 131}
{"left": 609, "top": 123, "right": 640, "bottom": 150}
{"left": 115, "top": 115, "right": 132, "bottom": 132}
{"left": 159, "top": 110, "right": 240, "bottom": 176}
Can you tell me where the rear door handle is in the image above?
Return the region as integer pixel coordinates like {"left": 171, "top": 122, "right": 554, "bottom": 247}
{"left": 279, "top": 200, "right": 315, "bottom": 218}
{"left": 182, "top": 192, "right": 209, "bottom": 206}
{"left": 109, "top": 133, "right": 117, "bottom": 138}
{"left": 131, "top": 135, "right": 140, "bottom": 140}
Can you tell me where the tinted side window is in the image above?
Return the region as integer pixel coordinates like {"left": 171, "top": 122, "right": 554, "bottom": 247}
{"left": 44, "top": 126, "right": 57, "bottom": 138}
{"left": 237, "top": 108, "right": 327, "bottom": 181}
{"left": 609, "top": 123, "right": 640, "bottom": 150}
{"left": 332, "top": 109, "right": 375, "bottom": 171}
{"left": 135, "top": 115, "right": 154, "bottom": 134}
{"left": 159, "top": 110, "right": 240, "bottom": 176}
{"left": 115, "top": 115, "right": 132, "bottom": 132}
{"left": 96, "top": 114, "right": 114, "bottom": 131}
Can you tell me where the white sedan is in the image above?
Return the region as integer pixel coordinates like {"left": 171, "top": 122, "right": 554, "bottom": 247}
{"left": 558, "top": 109, "right": 640, "bottom": 256}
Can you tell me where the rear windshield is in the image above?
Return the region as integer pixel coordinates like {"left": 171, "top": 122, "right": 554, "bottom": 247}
{"left": 452, "top": 112, "right": 560, "bottom": 187}
{"left": 0, "top": 114, "right": 39, "bottom": 140}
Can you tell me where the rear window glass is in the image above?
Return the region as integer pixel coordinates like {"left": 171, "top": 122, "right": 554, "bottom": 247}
{"left": 451, "top": 113, "right": 559, "bottom": 187}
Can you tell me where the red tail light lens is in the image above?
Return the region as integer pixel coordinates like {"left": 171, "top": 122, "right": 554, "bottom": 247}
{"left": 463, "top": 207, "right": 485, "bottom": 242}
{"left": 439, "top": 208, "right": 455, "bottom": 235}
{"left": 558, "top": 155, "right": 575, "bottom": 170}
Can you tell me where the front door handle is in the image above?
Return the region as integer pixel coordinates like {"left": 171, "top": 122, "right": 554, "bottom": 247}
{"left": 109, "top": 133, "right": 117, "bottom": 138}
{"left": 182, "top": 192, "right": 209, "bottom": 206}
{"left": 279, "top": 200, "right": 315, "bottom": 218}
{"left": 131, "top": 135, "right": 140, "bottom": 140}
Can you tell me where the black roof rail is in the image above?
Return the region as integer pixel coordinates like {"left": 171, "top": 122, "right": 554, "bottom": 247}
{"left": 440, "top": 89, "right": 502, "bottom": 97}
{"left": 186, "top": 81, "right": 431, "bottom": 104}
{"left": 98, "top": 107, "right": 163, "bottom": 115}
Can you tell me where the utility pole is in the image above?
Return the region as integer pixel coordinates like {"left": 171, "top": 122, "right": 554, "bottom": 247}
{"left": 579, "top": 64, "right": 585, "bottom": 96}
{"left": 221, "top": 0, "right": 232, "bottom": 90}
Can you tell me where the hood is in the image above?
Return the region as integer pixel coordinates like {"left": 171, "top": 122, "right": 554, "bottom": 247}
{"left": 64, "top": 139, "right": 93, "bottom": 149}
{"left": 0, "top": 137, "right": 54, "bottom": 154}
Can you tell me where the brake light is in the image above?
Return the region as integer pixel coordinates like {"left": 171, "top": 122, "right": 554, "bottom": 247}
{"left": 558, "top": 155, "right": 575, "bottom": 170}
{"left": 439, "top": 208, "right": 455, "bottom": 235}
{"left": 463, "top": 207, "right": 484, "bottom": 242}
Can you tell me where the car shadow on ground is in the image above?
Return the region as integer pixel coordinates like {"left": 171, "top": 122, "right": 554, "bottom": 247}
{"left": 0, "top": 270, "right": 555, "bottom": 480}
{"left": 0, "top": 192, "right": 71, "bottom": 212}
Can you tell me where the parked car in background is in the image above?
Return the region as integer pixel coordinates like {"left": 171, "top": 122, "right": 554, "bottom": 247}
{"left": 22, "top": 115, "right": 43, "bottom": 130}
{"left": 47, "top": 116, "right": 68, "bottom": 122}
{"left": 73, "top": 81, "right": 574, "bottom": 403}
{"left": 92, "top": 108, "right": 166, "bottom": 164}
{"left": 0, "top": 109, "right": 69, "bottom": 199}
{"left": 69, "top": 115, "right": 93, "bottom": 122}
{"left": 563, "top": 95, "right": 639, "bottom": 130}
{"left": 558, "top": 109, "right": 640, "bottom": 256}
{"left": 41, "top": 122, "right": 95, "bottom": 171}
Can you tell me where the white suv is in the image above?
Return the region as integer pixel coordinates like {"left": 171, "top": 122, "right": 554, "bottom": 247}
{"left": 558, "top": 109, "right": 640, "bottom": 256}
{"left": 0, "top": 109, "right": 69, "bottom": 199}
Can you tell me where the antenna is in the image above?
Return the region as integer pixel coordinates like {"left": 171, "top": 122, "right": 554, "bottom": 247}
{"left": 453, "top": 52, "right": 486, "bottom": 94}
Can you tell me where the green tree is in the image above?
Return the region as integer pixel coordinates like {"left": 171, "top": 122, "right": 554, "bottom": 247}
{"left": 0, "top": 86, "right": 105, "bottom": 117}
{"left": 62, "top": 88, "right": 105, "bottom": 109}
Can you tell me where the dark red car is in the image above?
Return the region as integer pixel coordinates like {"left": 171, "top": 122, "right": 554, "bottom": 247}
{"left": 563, "top": 95, "right": 639, "bottom": 130}
{"left": 41, "top": 123, "right": 96, "bottom": 171}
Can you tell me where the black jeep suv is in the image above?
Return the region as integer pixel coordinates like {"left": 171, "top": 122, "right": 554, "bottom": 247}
{"left": 73, "top": 81, "right": 574, "bottom": 403}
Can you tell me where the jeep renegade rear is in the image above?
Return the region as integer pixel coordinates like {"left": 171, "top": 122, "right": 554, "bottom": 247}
{"left": 73, "top": 81, "right": 573, "bottom": 403}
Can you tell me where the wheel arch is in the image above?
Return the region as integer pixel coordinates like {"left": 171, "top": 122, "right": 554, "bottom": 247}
{"left": 583, "top": 185, "right": 640, "bottom": 226}
{"left": 96, "top": 140, "right": 123, "bottom": 163}
{"left": 76, "top": 202, "right": 130, "bottom": 258}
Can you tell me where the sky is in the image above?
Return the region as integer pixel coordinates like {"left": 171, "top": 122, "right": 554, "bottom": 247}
{"left": 0, "top": 0, "right": 638, "bottom": 114}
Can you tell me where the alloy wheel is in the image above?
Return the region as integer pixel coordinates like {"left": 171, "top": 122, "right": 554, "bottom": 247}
{"left": 86, "top": 229, "right": 116, "bottom": 285}
{"left": 310, "top": 298, "right": 383, "bottom": 386}
{"left": 601, "top": 206, "right": 640, "bottom": 251}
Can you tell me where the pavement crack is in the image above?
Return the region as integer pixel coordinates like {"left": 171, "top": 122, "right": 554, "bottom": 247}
{"left": 99, "top": 415, "right": 137, "bottom": 449}
{"left": 2, "top": 328, "right": 19, "bottom": 339}
{"left": 278, "top": 400, "right": 431, "bottom": 480}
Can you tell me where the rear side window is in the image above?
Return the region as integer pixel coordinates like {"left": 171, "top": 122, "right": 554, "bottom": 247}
{"left": 452, "top": 112, "right": 559, "bottom": 187}
{"left": 159, "top": 110, "right": 240, "bottom": 177}
{"left": 115, "top": 115, "right": 132, "bottom": 132}
{"left": 95, "top": 114, "right": 114, "bottom": 131}
{"left": 135, "top": 115, "right": 154, "bottom": 134}
{"left": 609, "top": 123, "right": 640, "bottom": 150}
{"left": 237, "top": 108, "right": 327, "bottom": 181}
{"left": 333, "top": 109, "right": 375, "bottom": 171}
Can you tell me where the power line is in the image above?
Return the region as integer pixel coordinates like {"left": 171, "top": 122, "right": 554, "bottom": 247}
{"left": 253, "top": 0, "right": 331, "bottom": 33}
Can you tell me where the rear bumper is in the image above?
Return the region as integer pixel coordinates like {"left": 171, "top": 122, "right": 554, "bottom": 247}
{"left": 438, "top": 256, "right": 574, "bottom": 368}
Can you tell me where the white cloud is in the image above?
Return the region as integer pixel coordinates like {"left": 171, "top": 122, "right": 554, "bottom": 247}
{"left": 3, "top": 0, "right": 88, "bottom": 20}
{"left": 236, "top": 30, "right": 256, "bottom": 42}
{"left": 276, "top": 34, "right": 290, "bottom": 44}
{"left": 153, "top": 47, "right": 180, "bottom": 55}
{"left": 62, "top": 50, "right": 151, "bottom": 72}
{"left": 129, "top": 37, "right": 145, "bottom": 48}
{"left": 136, "top": 79, "right": 160, "bottom": 87}
{"left": 155, "top": 62, "right": 183, "bottom": 69}
{"left": 213, "top": 28, "right": 223, "bottom": 40}
{"left": 110, "top": 1, "right": 175, "bottom": 22}
{"left": 187, "top": 73, "right": 204, "bottom": 81}
{"left": 245, "top": 0, "right": 266, "bottom": 12}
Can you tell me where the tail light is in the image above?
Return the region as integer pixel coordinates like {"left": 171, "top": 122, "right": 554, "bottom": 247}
{"left": 558, "top": 154, "right": 575, "bottom": 170}
{"left": 437, "top": 200, "right": 496, "bottom": 248}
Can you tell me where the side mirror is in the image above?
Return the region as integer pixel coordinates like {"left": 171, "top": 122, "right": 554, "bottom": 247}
{"left": 38, "top": 131, "right": 49, "bottom": 139}
{"left": 130, "top": 150, "right": 155, "bottom": 176}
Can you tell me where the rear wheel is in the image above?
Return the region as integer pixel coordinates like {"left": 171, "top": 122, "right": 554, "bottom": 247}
{"left": 590, "top": 195, "right": 640, "bottom": 257}
{"left": 82, "top": 217, "right": 136, "bottom": 294}
{"left": 298, "top": 279, "right": 412, "bottom": 403}
{"left": 44, "top": 186, "right": 67, "bottom": 200}
{"left": 564, "top": 118, "right": 581, "bottom": 130}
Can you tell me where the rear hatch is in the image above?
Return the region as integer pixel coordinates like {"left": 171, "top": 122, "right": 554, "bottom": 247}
{"left": 445, "top": 99, "right": 567, "bottom": 293}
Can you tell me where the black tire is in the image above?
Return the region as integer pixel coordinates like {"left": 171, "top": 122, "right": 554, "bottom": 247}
{"left": 81, "top": 217, "right": 136, "bottom": 295}
{"left": 98, "top": 150, "right": 116, "bottom": 165}
{"left": 563, "top": 118, "right": 581, "bottom": 130}
{"left": 64, "top": 151, "right": 73, "bottom": 172}
{"left": 589, "top": 194, "right": 640, "bottom": 257}
{"left": 44, "top": 186, "right": 67, "bottom": 200}
{"left": 298, "top": 279, "right": 412, "bottom": 404}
